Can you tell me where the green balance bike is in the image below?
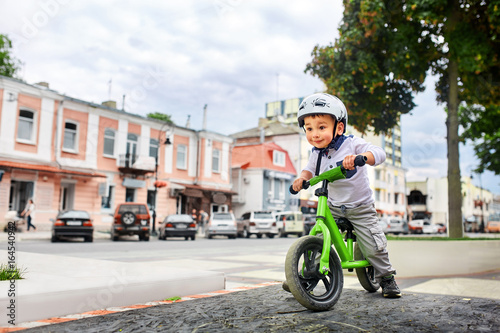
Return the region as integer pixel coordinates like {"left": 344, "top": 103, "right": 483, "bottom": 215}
{"left": 286, "top": 155, "right": 379, "bottom": 311}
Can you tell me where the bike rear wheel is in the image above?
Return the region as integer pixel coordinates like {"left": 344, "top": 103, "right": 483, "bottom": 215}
{"left": 354, "top": 243, "right": 380, "bottom": 292}
{"left": 285, "top": 235, "right": 343, "bottom": 311}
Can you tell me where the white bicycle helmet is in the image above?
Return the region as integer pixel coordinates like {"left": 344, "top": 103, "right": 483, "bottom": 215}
{"left": 297, "top": 93, "right": 348, "bottom": 133}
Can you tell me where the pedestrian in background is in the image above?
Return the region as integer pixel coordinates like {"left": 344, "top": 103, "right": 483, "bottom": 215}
{"left": 21, "top": 198, "right": 36, "bottom": 231}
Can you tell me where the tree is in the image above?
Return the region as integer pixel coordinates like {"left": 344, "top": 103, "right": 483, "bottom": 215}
{"left": 305, "top": 0, "right": 499, "bottom": 238}
{"left": 147, "top": 112, "right": 174, "bottom": 124}
{"left": 0, "top": 35, "right": 20, "bottom": 77}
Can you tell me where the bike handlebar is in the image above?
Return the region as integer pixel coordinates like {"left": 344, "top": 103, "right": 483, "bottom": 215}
{"left": 289, "top": 155, "right": 368, "bottom": 195}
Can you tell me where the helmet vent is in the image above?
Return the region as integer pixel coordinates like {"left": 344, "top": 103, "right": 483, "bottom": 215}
{"left": 312, "top": 98, "right": 330, "bottom": 108}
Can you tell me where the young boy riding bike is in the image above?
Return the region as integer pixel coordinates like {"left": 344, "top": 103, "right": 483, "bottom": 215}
{"left": 289, "top": 92, "right": 401, "bottom": 298}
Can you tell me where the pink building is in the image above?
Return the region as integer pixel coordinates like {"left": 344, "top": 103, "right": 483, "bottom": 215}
{"left": 0, "top": 76, "right": 234, "bottom": 231}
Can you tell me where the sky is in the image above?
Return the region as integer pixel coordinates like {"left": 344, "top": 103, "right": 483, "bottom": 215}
{"left": 0, "top": 0, "right": 498, "bottom": 195}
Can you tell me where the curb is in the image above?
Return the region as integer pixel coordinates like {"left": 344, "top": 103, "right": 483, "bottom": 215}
{"left": 0, "top": 282, "right": 281, "bottom": 332}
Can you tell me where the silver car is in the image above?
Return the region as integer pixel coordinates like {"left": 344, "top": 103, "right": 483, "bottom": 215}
{"left": 206, "top": 212, "right": 237, "bottom": 239}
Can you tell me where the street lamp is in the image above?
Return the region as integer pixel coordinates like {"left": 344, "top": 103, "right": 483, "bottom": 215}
{"left": 152, "top": 123, "right": 172, "bottom": 236}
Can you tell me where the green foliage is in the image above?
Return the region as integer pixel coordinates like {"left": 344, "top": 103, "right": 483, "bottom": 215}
{"left": 459, "top": 104, "right": 500, "bottom": 175}
{"left": 147, "top": 112, "right": 174, "bottom": 124}
{"left": 0, "top": 35, "right": 20, "bottom": 78}
{"left": 0, "top": 264, "right": 25, "bottom": 280}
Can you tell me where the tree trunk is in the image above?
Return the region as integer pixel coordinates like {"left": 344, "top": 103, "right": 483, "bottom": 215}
{"left": 447, "top": 2, "right": 463, "bottom": 238}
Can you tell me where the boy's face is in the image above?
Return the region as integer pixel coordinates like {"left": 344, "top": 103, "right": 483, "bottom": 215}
{"left": 303, "top": 114, "right": 343, "bottom": 149}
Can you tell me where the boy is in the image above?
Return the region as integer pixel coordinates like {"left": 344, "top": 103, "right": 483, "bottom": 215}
{"left": 291, "top": 93, "right": 401, "bottom": 298}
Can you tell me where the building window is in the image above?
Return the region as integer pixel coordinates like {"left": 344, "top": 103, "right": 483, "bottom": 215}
{"left": 63, "top": 121, "right": 78, "bottom": 152}
{"left": 273, "top": 150, "right": 285, "bottom": 167}
{"left": 375, "top": 189, "right": 381, "bottom": 201}
{"left": 17, "top": 109, "right": 35, "bottom": 142}
{"left": 125, "top": 188, "right": 136, "bottom": 202}
{"left": 212, "top": 149, "right": 220, "bottom": 173}
{"left": 375, "top": 169, "right": 381, "bottom": 180}
{"left": 101, "top": 185, "right": 114, "bottom": 209}
{"left": 150, "top": 138, "right": 159, "bottom": 158}
{"left": 176, "top": 144, "right": 187, "bottom": 170}
{"left": 395, "top": 193, "right": 399, "bottom": 204}
{"left": 103, "top": 128, "right": 115, "bottom": 156}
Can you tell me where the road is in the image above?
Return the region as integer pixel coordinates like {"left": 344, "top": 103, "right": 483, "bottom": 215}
{"left": 15, "top": 234, "right": 299, "bottom": 288}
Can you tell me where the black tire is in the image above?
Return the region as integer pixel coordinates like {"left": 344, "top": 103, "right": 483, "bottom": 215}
{"left": 112, "top": 235, "right": 119, "bottom": 241}
{"left": 51, "top": 235, "right": 58, "bottom": 243}
{"left": 285, "top": 236, "right": 343, "bottom": 311}
{"left": 256, "top": 233, "right": 263, "bottom": 238}
{"left": 84, "top": 236, "right": 93, "bottom": 242}
{"left": 267, "top": 233, "right": 275, "bottom": 239}
{"left": 354, "top": 243, "right": 380, "bottom": 292}
{"left": 121, "top": 211, "right": 136, "bottom": 226}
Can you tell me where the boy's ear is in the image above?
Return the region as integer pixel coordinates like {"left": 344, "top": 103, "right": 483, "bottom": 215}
{"left": 336, "top": 121, "right": 345, "bottom": 135}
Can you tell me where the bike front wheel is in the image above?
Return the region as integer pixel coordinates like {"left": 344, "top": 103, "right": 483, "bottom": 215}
{"left": 354, "top": 243, "right": 380, "bottom": 292}
{"left": 285, "top": 235, "right": 343, "bottom": 311}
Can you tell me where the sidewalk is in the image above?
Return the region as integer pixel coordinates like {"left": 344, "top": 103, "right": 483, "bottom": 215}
{"left": 0, "top": 234, "right": 499, "bottom": 331}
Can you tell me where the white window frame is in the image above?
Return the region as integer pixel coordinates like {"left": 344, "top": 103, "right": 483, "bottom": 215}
{"left": 63, "top": 120, "right": 79, "bottom": 153}
{"left": 176, "top": 144, "right": 187, "bottom": 170}
{"left": 273, "top": 150, "right": 285, "bottom": 167}
{"left": 17, "top": 109, "right": 37, "bottom": 144}
{"left": 103, "top": 128, "right": 116, "bottom": 157}
{"left": 150, "top": 138, "right": 159, "bottom": 159}
{"left": 212, "top": 148, "right": 220, "bottom": 173}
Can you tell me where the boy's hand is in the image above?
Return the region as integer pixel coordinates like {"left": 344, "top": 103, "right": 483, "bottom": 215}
{"left": 292, "top": 177, "right": 308, "bottom": 192}
{"left": 342, "top": 155, "right": 357, "bottom": 170}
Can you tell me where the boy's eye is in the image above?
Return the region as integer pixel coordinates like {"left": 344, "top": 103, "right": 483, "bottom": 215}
{"left": 319, "top": 126, "right": 326, "bottom": 130}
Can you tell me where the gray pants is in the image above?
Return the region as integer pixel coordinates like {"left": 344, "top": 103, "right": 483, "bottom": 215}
{"left": 329, "top": 203, "right": 396, "bottom": 280}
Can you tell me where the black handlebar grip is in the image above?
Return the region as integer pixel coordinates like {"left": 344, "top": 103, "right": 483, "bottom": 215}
{"left": 354, "top": 155, "right": 368, "bottom": 167}
{"left": 289, "top": 185, "right": 299, "bottom": 195}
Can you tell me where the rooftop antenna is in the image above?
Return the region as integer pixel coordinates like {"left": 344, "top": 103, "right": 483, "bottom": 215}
{"left": 108, "top": 78, "right": 112, "bottom": 100}
{"left": 202, "top": 104, "right": 207, "bottom": 130}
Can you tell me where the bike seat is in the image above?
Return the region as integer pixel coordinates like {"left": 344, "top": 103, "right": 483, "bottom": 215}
{"left": 335, "top": 218, "right": 354, "bottom": 232}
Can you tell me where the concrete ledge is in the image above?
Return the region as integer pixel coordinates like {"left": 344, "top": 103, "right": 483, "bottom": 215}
{"left": 0, "top": 251, "right": 225, "bottom": 325}
{"left": 388, "top": 240, "right": 500, "bottom": 277}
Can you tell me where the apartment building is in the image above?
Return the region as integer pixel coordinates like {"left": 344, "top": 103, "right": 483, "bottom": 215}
{"left": 0, "top": 75, "right": 233, "bottom": 229}
{"left": 264, "top": 97, "right": 407, "bottom": 219}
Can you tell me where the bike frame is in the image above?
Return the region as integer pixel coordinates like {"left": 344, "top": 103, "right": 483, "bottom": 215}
{"left": 306, "top": 166, "right": 371, "bottom": 275}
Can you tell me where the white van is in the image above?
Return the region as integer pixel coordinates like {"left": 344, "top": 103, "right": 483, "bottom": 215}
{"left": 274, "top": 211, "right": 304, "bottom": 238}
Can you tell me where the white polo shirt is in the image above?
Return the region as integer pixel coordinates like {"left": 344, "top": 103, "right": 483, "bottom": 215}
{"left": 303, "top": 136, "right": 386, "bottom": 208}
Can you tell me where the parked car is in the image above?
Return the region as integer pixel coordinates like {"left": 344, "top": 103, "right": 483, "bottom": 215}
{"left": 303, "top": 215, "right": 316, "bottom": 235}
{"left": 51, "top": 210, "right": 93, "bottom": 242}
{"left": 159, "top": 214, "right": 197, "bottom": 240}
{"left": 274, "top": 211, "right": 304, "bottom": 237}
{"left": 206, "top": 212, "right": 237, "bottom": 239}
{"left": 377, "top": 218, "right": 389, "bottom": 234}
{"left": 237, "top": 211, "right": 277, "bottom": 238}
{"left": 111, "top": 203, "right": 151, "bottom": 241}
{"left": 385, "top": 218, "right": 408, "bottom": 235}
{"left": 409, "top": 219, "right": 425, "bottom": 234}
{"left": 485, "top": 221, "right": 500, "bottom": 233}
{"left": 436, "top": 223, "right": 447, "bottom": 234}
{"left": 423, "top": 221, "right": 439, "bottom": 234}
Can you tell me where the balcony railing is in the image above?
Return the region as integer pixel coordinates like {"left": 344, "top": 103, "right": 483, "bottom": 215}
{"left": 118, "top": 154, "right": 155, "bottom": 174}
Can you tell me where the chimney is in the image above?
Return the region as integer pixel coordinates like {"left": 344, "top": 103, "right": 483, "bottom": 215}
{"left": 186, "top": 115, "right": 191, "bottom": 128}
{"left": 102, "top": 100, "right": 117, "bottom": 109}
{"left": 36, "top": 82, "right": 49, "bottom": 88}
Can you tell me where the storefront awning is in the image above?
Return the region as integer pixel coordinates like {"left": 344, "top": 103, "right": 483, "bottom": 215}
{"left": 0, "top": 160, "right": 107, "bottom": 178}
{"left": 172, "top": 182, "right": 237, "bottom": 195}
